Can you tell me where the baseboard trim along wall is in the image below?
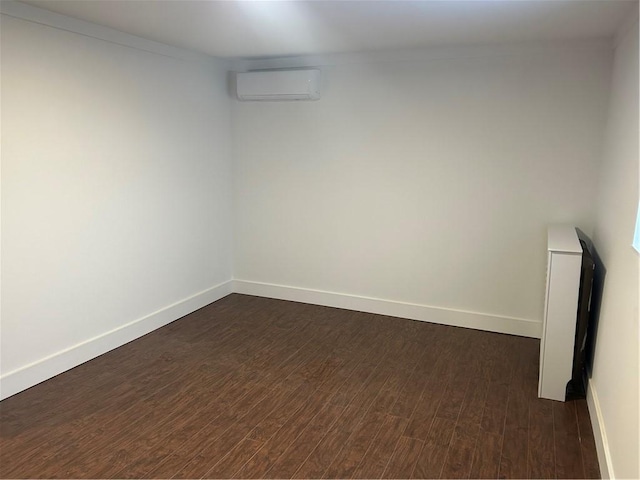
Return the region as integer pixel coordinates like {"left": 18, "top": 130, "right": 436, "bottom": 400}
{"left": 0, "top": 280, "right": 234, "bottom": 400}
{"left": 1, "top": 279, "right": 542, "bottom": 400}
{"left": 587, "top": 381, "right": 615, "bottom": 479}
{"left": 233, "top": 280, "right": 542, "bottom": 339}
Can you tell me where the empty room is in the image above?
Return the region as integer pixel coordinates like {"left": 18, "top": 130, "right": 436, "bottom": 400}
{"left": 1, "top": 0, "right": 638, "bottom": 478}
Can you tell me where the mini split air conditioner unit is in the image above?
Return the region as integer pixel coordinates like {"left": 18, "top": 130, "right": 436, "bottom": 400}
{"left": 236, "top": 69, "right": 321, "bottom": 101}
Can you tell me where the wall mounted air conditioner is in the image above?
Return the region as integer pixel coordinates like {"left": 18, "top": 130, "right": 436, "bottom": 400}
{"left": 236, "top": 69, "right": 321, "bottom": 101}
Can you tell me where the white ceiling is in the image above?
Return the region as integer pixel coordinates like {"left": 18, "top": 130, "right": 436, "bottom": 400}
{"left": 21, "top": 0, "right": 638, "bottom": 59}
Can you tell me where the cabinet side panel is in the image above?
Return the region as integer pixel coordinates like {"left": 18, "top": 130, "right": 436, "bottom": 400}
{"left": 539, "top": 252, "right": 582, "bottom": 401}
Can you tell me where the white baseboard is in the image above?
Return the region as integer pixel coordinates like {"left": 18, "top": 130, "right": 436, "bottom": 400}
{"left": 587, "top": 380, "right": 615, "bottom": 479}
{"left": 1, "top": 279, "right": 541, "bottom": 400}
{"left": 233, "top": 280, "right": 542, "bottom": 339}
{"left": 0, "top": 280, "right": 233, "bottom": 400}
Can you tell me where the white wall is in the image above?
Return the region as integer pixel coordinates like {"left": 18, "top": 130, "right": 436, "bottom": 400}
{"left": 589, "top": 15, "right": 639, "bottom": 480}
{"left": 232, "top": 43, "right": 612, "bottom": 335}
{"left": 0, "top": 4, "right": 233, "bottom": 398}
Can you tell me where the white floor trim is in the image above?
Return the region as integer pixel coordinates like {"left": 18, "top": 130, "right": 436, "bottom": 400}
{"left": 0, "top": 280, "right": 233, "bottom": 400}
{"left": 233, "top": 280, "right": 542, "bottom": 339}
{"left": 1, "top": 279, "right": 542, "bottom": 400}
{"left": 587, "top": 380, "right": 615, "bottom": 479}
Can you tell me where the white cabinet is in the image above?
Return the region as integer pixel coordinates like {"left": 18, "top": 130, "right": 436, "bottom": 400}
{"left": 538, "top": 225, "right": 582, "bottom": 402}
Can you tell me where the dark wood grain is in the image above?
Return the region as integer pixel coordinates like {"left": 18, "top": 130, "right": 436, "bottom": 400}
{"left": 352, "top": 414, "right": 408, "bottom": 479}
{"left": 499, "top": 426, "right": 529, "bottom": 479}
{"left": 291, "top": 357, "right": 390, "bottom": 479}
{"left": 440, "top": 426, "right": 478, "bottom": 479}
{"left": 263, "top": 403, "right": 344, "bottom": 478}
{"left": 528, "top": 398, "right": 556, "bottom": 479}
{"left": 0, "top": 294, "right": 601, "bottom": 479}
{"left": 553, "top": 400, "right": 586, "bottom": 479}
{"left": 403, "top": 359, "right": 450, "bottom": 440}
{"left": 470, "top": 430, "right": 503, "bottom": 479}
{"left": 233, "top": 389, "right": 336, "bottom": 478}
{"left": 411, "top": 416, "right": 456, "bottom": 479}
{"left": 576, "top": 399, "right": 601, "bottom": 479}
{"left": 499, "top": 352, "right": 531, "bottom": 480}
{"left": 439, "top": 375, "right": 488, "bottom": 480}
{"left": 382, "top": 436, "right": 424, "bottom": 479}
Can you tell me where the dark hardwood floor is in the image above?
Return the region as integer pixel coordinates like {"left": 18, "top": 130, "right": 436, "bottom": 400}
{"left": 0, "top": 294, "right": 600, "bottom": 479}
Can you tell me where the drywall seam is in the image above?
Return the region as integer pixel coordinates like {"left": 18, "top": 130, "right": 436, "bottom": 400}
{"left": 233, "top": 279, "right": 542, "bottom": 338}
{"left": 0, "top": 280, "right": 234, "bottom": 400}
{"left": 587, "top": 380, "right": 615, "bottom": 479}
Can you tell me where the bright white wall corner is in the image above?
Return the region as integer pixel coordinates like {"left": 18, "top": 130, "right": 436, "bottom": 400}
{"left": 588, "top": 12, "right": 639, "bottom": 480}
{"left": 0, "top": 3, "right": 234, "bottom": 400}
{"left": 231, "top": 41, "right": 612, "bottom": 338}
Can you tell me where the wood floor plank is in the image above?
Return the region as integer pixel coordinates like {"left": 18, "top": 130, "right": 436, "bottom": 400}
{"left": 146, "top": 376, "right": 271, "bottom": 479}
{"left": 499, "top": 426, "right": 528, "bottom": 479}
{"left": 232, "top": 388, "right": 335, "bottom": 479}
{"left": 246, "top": 384, "right": 317, "bottom": 443}
{"left": 576, "top": 399, "right": 601, "bottom": 479}
{"left": 107, "top": 374, "right": 239, "bottom": 477}
{"left": 440, "top": 427, "right": 478, "bottom": 479}
{"left": 151, "top": 304, "right": 333, "bottom": 477}
{"left": 320, "top": 350, "right": 420, "bottom": 478}
{"left": 7, "top": 364, "right": 206, "bottom": 478}
{"left": 382, "top": 436, "right": 424, "bottom": 479}
{"left": 0, "top": 350, "right": 174, "bottom": 452}
{"left": 528, "top": 398, "right": 556, "bottom": 479}
{"left": 434, "top": 372, "right": 472, "bottom": 422}
{"left": 499, "top": 365, "right": 531, "bottom": 480}
{"left": 202, "top": 438, "right": 264, "bottom": 479}
{"left": 479, "top": 383, "right": 510, "bottom": 436}
{"left": 315, "top": 317, "right": 385, "bottom": 395}
{"left": 469, "top": 430, "right": 503, "bottom": 479}
{"left": 411, "top": 416, "right": 456, "bottom": 479}
{"left": 51, "top": 372, "right": 242, "bottom": 479}
{"left": 328, "top": 354, "right": 383, "bottom": 407}
{"left": 389, "top": 361, "right": 431, "bottom": 419}
{"left": 0, "top": 304, "right": 234, "bottom": 437}
{"left": 291, "top": 357, "right": 392, "bottom": 479}
{"left": 0, "top": 295, "right": 599, "bottom": 480}
{"left": 403, "top": 359, "right": 450, "bottom": 440}
{"left": 553, "top": 401, "right": 585, "bottom": 479}
{"left": 352, "top": 414, "right": 409, "bottom": 479}
{"left": 112, "top": 370, "right": 258, "bottom": 479}
{"left": 291, "top": 402, "right": 368, "bottom": 479}
{"left": 456, "top": 376, "right": 489, "bottom": 430}
{"left": 436, "top": 371, "right": 489, "bottom": 480}
{"left": 263, "top": 403, "right": 344, "bottom": 478}
{"left": 156, "top": 383, "right": 287, "bottom": 478}
{"left": 320, "top": 403, "right": 387, "bottom": 478}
